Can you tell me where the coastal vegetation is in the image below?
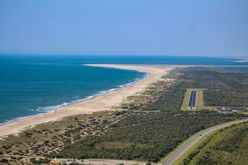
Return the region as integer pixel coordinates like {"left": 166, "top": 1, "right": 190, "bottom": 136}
{"left": 179, "top": 68, "right": 248, "bottom": 110}
{"left": 0, "top": 67, "right": 248, "bottom": 164}
{"left": 49, "top": 68, "right": 247, "bottom": 162}
{"left": 181, "top": 122, "right": 248, "bottom": 165}
{"left": 0, "top": 112, "right": 120, "bottom": 164}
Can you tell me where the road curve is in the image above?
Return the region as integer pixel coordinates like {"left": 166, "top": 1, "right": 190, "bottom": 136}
{"left": 162, "top": 118, "right": 248, "bottom": 165}
{"left": 58, "top": 158, "right": 146, "bottom": 165}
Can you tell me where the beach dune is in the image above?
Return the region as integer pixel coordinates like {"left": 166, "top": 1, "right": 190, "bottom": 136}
{"left": 0, "top": 64, "right": 173, "bottom": 137}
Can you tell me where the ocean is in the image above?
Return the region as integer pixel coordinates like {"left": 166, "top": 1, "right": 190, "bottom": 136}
{"left": 0, "top": 55, "right": 248, "bottom": 123}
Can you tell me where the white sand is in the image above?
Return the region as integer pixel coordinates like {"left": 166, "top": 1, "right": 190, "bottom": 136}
{"left": 0, "top": 64, "right": 174, "bottom": 137}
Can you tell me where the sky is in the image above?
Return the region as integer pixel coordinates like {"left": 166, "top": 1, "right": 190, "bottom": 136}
{"left": 0, "top": 0, "right": 248, "bottom": 57}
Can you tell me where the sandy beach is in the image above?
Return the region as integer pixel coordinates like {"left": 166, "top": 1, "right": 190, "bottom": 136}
{"left": 0, "top": 64, "right": 173, "bottom": 138}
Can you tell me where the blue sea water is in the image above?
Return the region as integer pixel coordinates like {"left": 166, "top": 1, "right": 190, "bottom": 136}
{"left": 2, "top": 55, "right": 248, "bottom": 65}
{"left": 216, "top": 67, "right": 248, "bottom": 71}
{"left": 0, "top": 55, "right": 248, "bottom": 123}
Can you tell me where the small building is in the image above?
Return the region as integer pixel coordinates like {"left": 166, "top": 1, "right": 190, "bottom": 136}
{"left": 217, "top": 107, "right": 237, "bottom": 113}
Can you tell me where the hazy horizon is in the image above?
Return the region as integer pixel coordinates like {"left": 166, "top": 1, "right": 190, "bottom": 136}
{"left": 0, "top": 53, "right": 246, "bottom": 60}
{"left": 0, "top": 53, "right": 246, "bottom": 59}
{"left": 0, "top": 0, "right": 248, "bottom": 57}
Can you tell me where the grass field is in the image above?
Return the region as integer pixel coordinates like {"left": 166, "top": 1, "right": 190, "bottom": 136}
{"left": 177, "top": 122, "right": 248, "bottom": 165}
{"left": 181, "top": 89, "right": 191, "bottom": 111}
{"left": 196, "top": 89, "right": 204, "bottom": 109}
{"left": 181, "top": 89, "right": 211, "bottom": 111}
{"left": 181, "top": 88, "right": 219, "bottom": 111}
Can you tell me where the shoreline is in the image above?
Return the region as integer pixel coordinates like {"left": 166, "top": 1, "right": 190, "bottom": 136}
{"left": 0, "top": 70, "right": 148, "bottom": 126}
{"left": 0, "top": 64, "right": 173, "bottom": 138}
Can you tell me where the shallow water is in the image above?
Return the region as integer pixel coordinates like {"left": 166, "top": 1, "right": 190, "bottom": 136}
{"left": 0, "top": 55, "right": 247, "bottom": 123}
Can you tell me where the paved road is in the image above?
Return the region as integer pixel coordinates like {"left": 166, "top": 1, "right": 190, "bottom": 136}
{"left": 162, "top": 118, "right": 248, "bottom": 165}
{"left": 188, "top": 90, "right": 196, "bottom": 108}
{"left": 58, "top": 158, "right": 147, "bottom": 165}
{"left": 6, "top": 119, "right": 246, "bottom": 165}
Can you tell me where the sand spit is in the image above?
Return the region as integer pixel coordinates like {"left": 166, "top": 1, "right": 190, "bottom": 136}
{"left": 0, "top": 64, "right": 174, "bottom": 137}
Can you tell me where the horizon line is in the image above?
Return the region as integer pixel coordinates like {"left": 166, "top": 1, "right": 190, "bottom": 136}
{"left": 0, "top": 53, "right": 243, "bottom": 59}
